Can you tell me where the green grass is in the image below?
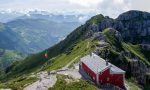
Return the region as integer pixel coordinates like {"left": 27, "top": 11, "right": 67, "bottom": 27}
{"left": 1, "top": 38, "right": 97, "bottom": 90}
{"left": 49, "top": 75, "right": 99, "bottom": 90}
{"left": 102, "top": 28, "right": 123, "bottom": 51}
{"left": 122, "top": 43, "right": 150, "bottom": 65}
{"left": 102, "top": 28, "right": 149, "bottom": 65}
{"left": 125, "top": 56, "right": 132, "bottom": 62}
{"left": 0, "top": 49, "right": 24, "bottom": 68}
{"left": 2, "top": 22, "right": 89, "bottom": 81}
{"left": 125, "top": 80, "right": 142, "bottom": 90}
{"left": 0, "top": 76, "right": 38, "bottom": 90}
{"left": 43, "top": 38, "right": 97, "bottom": 71}
{"left": 87, "top": 14, "right": 104, "bottom": 24}
{"left": 102, "top": 28, "right": 117, "bottom": 44}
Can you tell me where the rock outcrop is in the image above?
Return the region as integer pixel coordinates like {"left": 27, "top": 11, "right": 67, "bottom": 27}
{"left": 117, "top": 11, "right": 150, "bottom": 44}
{"left": 88, "top": 12, "right": 150, "bottom": 85}
{"left": 130, "top": 59, "right": 147, "bottom": 84}
{"left": 88, "top": 10, "right": 150, "bottom": 44}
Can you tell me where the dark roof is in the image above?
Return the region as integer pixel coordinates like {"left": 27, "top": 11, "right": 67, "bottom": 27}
{"left": 80, "top": 53, "right": 125, "bottom": 74}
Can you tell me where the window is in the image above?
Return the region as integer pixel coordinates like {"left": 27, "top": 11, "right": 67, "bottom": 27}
{"left": 100, "top": 80, "right": 103, "bottom": 83}
{"left": 107, "top": 77, "right": 109, "bottom": 81}
{"left": 93, "top": 77, "right": 95, "bottom": 80}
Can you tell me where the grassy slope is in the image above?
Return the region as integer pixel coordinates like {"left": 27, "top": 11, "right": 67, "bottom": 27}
{"left": 102, "top": 28, "right": 128, "bottom": 66}
{"left": 102, "top": 28, "right": 149, "bottom": 65}
{"left": 87, "top": 14, "right": 104, "bottom": 24}
{"left": 2, "top": 14, "right": 105, "bottom": 81}
{"left": 102, "top": 28, "right": 150, "bottom": 89}
{"left": 0, "top": 49, "right": 25, "bottom": 80}
{"left": 42, "top": 38, "right": 97, "bottom": 71}
{"left": 2, "top": 14, "right": 149, "bottom": 90}
{"left": 0, "top": 14, "right": 103, "bottom": 89}
{"left": 0, "top": 49, "right": 24, "bottom": 68}
{"left": 2, "top": 24, "right": 88, "bottom": 80}
{"left": 49, "top": 75, "right": 99, "bottom": 90}
{"left": 122, "top": 43, "right": 150, "bottom": 65}
{"left": 125, "top": 80, "right": 142, "bottom": 90}
{"left": 0, "top": 76, "right": 38, "bottom": 90}
{"left": 0, "top": 38, "right": 97, "bottom": 89}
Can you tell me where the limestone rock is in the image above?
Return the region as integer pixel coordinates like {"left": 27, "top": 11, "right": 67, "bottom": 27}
{"left": 130, "top": 60, "right": 147, "bottom": 84}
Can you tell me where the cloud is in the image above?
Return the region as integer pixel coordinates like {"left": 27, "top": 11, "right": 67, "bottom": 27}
{"left": 94, "top": 0, "right": 131, "bottom": 18}
{"left": 1, "top": 0, "right": 148, "bottom": 18}
{"left": 0, "top": 0, "right": 149, "bottom": 20}
{"left": 68, "top": 0, "right": 103, "bottom": 7}
{"left": 67, "top": 0, "right": 131, "bottom": 18}
{"left": 131, "top": 0, "right": 150, "bottom": 12}
{"left": 78, "top": 16, "right": 89, "bottom": 23}
{"left": 113, "top": 0, "right": 124, "bottom": 4}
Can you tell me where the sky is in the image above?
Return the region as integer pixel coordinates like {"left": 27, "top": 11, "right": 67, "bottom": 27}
{"left": 0, "top": 0, "right": 149, "bottom": 18}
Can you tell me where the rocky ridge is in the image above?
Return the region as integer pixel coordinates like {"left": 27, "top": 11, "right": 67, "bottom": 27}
{"left": 86, "top": 10, "right": 150, "bottom": 86}
{"left": 89, "top": 10, "right": 150, "bottom": 44}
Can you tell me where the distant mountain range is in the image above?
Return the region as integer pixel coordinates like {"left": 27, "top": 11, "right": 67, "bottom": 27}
{"left": 0, "top": 10, "right": 90, "bottom": 69}
{"left": 0, "top": 10, "right": 91, "bottom": 23}
{"left": 0, "top": 48, "right": 25, "bottom": 70}
{"left": 0, "top": 10, "right": 91, "bottom": 54}
{"left": 0, "top": 10, "right": 23, "bottom": 23}
{"left": 0, "top": 22, "right": 26, "bottom": 51}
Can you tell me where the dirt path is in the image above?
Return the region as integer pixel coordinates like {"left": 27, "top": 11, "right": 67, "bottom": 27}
{"left": 61, "top": 56, "right": 80, "bottom": 70}
{"left": 24, "top": 56, "right": 81, "bottom": 90}
{"left": 24, "top": 72, "right": 57, "bottom": 90}
{"left": 57, "top": 69, "right": 81, "bottom": 79}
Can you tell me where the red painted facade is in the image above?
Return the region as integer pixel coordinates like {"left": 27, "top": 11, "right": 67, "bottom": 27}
{"left": 81, "top": 62, "right": 124, "bottom": 88}
{"left": 99, "top": 68, "right": 124, "bottom": 87}
{"left": 82, "top": 62, "right": 96, "bottom": 81}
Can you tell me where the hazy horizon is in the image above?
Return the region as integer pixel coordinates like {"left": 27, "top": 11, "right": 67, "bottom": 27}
{"left": 0, "top": 0, "right": 150, "bottom": 18}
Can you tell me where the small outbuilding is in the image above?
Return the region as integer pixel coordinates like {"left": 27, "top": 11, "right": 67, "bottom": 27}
{"left": 79, "top": 53, "right": 125, "bottom": 88}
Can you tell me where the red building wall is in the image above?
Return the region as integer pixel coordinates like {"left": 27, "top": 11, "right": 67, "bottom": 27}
{"left": 99, "top": 68, "right": 124, "bottom": 87}
{"left": 110, "top": 74, "right": 124, "bottom": 87}
{"left": 81, "top": 62, "right": 124, "bottom": 88}
{"left": 99, "top": 68, "right": 110, "bottom": 84}
{"left": 82, "top": 62, "right": 96, "bottom": 81}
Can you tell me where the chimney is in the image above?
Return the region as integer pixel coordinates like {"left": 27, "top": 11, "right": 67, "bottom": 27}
{"left": 106, "top": 59, "right": 109, "bottom": 66}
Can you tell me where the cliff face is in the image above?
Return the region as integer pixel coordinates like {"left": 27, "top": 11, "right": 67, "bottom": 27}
{"left": 87, "top": 10, "right": 150, "bottom": 85}
{"left": 117, "top": 10, "right": 150, "bottom": 44}
{"left": 89, "top": 10, "right": 150, "bottom": 44}
{"left": 92, "top": 28, "right": 149, "bottom": 86}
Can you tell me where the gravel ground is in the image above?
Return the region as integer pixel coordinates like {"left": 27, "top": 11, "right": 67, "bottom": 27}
{"left": 24, "top": 69, "right": 81, "bottom": 90}
{"left": 24, "top": 56, "right": 81, "bottom": 90}
{"left": 57, "top": 69, "right": 81, "bottom": 79}
{"left": 24, "top": 72, "right": 57, "bottom": 90}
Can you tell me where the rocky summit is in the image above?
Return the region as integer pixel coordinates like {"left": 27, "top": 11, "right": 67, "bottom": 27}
{"left": 87, "top": 10, "right": 150, "bottom": 87}
{"left": 89, "top": 10, "right": 150, "bottom": 44}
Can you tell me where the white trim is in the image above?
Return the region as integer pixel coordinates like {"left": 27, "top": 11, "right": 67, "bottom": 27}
{"left": 96, "top": 65, "right": 111, "bottom": 74}
{"left": 96, "top": 66, "right": 111, "bottom": 86}
{"left": 96, "top": 73, "right": 99, "bottom": 86}
{"left": 110, "top": 70, "right": 125, "bottom": 74}
{"left": 123, "top": 73, "right": 125, "bottom": 86}
{"left": 80, "top": 53, "right": 125, "bottom": 75}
